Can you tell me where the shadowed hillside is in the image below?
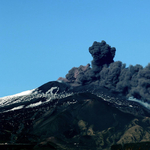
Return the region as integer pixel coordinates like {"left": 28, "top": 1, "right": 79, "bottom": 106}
{"left": 1, "top": 92, "right": 150, "bottom": 149}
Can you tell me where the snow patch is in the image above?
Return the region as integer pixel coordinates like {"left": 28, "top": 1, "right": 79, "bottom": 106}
{"left": 0, "top": 89, "right": 34, "bottom": 99}
{"left": 26, "top": 101, "right": 42, "bottom": 108}
{"left": 0, "top": 89, "right": 35, "bottom": 107}
{"left": 46, "top": 87, "right": 59, "bottom": 95}
{"left": 11, "top": 105, "right": 24, "bottom": 111}
{"left": 4, "top": 105, "right": 24, "bottom": 113}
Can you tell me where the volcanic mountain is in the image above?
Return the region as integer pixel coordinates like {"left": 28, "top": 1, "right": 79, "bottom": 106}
{"left": 1, "top": 40, "right": 150, "bottom": 150}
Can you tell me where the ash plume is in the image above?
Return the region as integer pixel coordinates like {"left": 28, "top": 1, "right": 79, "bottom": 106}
{"left": 89, "top": 40, "right": 116, "bottom": 73}
{"left": 58, "top": 40, "right": 150, "bottom": 102}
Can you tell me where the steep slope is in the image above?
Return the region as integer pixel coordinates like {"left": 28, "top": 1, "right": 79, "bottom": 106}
{"left": 0, "top": 81, "right": 73, "bottom": 113}
{"left": 31, "top": 93, "right": 150, "bottom": 150}
{"left": 1, "top": 89, "right": 150, "bottom": 150}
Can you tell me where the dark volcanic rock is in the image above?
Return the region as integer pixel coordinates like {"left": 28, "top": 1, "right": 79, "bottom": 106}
{"left": 1, "top": 91, "right": 150, "bottom": 150}
{"left": 37, "top": 81, "right": 71, "bottom": 94}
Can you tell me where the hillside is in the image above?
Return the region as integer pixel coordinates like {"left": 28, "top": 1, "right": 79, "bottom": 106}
{"left": 1, "top": 89, "right": 150, "bottom": 150}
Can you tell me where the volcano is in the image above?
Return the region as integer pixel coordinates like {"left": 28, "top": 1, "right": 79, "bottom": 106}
{"left": 1, "top": 81, "right": 150, "bottom": 149}
{"left": 1, "top": 41, "right": 150, "bottom": 150}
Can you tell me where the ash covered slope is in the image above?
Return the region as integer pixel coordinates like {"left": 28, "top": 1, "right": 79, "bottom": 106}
{"left": 1, "top": 91, "right": 150, "bottom": 150}
{"left": 0, "top": 79, "right": 149, "bottom": 117}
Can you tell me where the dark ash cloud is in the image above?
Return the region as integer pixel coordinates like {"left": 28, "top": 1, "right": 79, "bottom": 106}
{"left": 89, "top": 40, "right": 116, "bottom": 72}
{"left": 58, "top": 40, "right": 150, "bottom": 102}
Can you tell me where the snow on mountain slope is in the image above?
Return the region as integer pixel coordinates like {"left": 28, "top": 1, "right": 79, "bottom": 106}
{"left": 0, "top": 89, "right": 35, "bottom": 107}
{"left": 0, "top": 82, "right": 74, "bottom": 113}
{"left": 1, "top": 89, "right": 34, "bottom": 98}
{"left": 1, "top": 80, "right": 150, "bottom": 117}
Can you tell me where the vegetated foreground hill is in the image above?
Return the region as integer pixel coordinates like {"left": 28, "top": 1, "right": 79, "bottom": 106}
{"left": 1, "top": 85, "right": 150, "bottom": 150}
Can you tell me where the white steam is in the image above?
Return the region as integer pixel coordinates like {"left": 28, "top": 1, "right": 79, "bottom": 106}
{"left": 128, "top": 97, "right": 150, "bottom": 109}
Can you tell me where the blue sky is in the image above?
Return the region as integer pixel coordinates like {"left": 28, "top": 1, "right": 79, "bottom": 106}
{"left": 1, "top": 0, "right": 150, "bottom": 97}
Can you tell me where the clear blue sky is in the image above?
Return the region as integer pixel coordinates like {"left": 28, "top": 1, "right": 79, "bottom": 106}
{"left": 1, "top": 0, "right": 150, "bottom": 97}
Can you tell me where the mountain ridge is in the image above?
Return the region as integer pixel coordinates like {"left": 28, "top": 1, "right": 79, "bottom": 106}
{"left": 1, "top": 40, "right": 150, "bottom": 149}
{"left": 1, "top": 81, "right": 150, "bottom": 149}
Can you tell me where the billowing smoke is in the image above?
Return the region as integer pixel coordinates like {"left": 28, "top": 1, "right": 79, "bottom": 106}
{"left": 58, "top": 40, "right": 150, "bottom": 102}
{"left": 89, "top": 40, "right": 116, "bottom": 73}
